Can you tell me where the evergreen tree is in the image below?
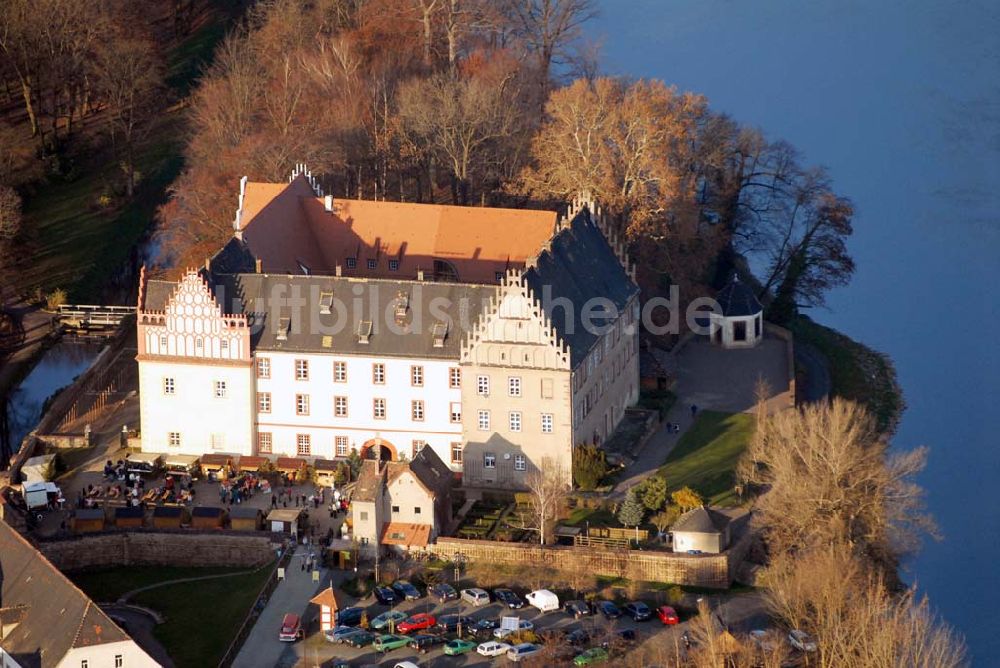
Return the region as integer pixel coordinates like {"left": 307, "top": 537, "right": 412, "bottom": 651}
{"left": 617, "top": 488, "right": 646, "bottom": 534}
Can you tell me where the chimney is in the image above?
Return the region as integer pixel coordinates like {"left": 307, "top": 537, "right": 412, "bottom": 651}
{"left": 324, "top": 195, "right": 333, "bottom": 212}
{"left": 204, "top": 257, "right": 210, "bottom": 272}
{"left": 335, "top": 264, "right": 342, "bottom": 277}
{"left": 255, "top": 258, "right": 262, "bottom": 273}
{"left": 417, "top": 269, "right": 424, "bottom": 281}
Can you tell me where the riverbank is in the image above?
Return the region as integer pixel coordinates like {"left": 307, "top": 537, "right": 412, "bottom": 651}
{"left": 789, "top": 315, "right": 904, "bottom": 436}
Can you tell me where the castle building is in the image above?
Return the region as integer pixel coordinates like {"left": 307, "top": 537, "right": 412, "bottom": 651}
{"left": 136, "top": 168, "right": 639, "bottom": 488}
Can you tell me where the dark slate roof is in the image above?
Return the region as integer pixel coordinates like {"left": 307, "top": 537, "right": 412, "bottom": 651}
{"left": 523, "top": 209, "right": 639, "bottom": 368}
{"left": 209, "top": 237, "right": 257, "bottom": 275}
{"left": 314, "top": 458, "right": 343, "bottom": 472}
{"left": 671, "top": 506, "right": 732, "bottom": 534}
{"left": 153, "top": 506, "right": 183, "bottom": 518}
{"left": 73, "top": 509, "right": 105, "bottom": 521}
{"left": 716, "top": 274, "right": 762, "bottom": 317}
{"left": 191, "top": 506, "right": 225, "bottom": 518}
{"left": 114, "top": 507, "right": 144, "bottom": 518}
{"left": 406, "top": 446, "right": 452, "bottom": 498}
{"left": 142, "top": 279, "right": 175, "bottom": 312}
{"left": 0, "top": 520, "right": 134, "bottom": 668}
{"left": 229, "top": 506, "right": 262, "bottom": 519}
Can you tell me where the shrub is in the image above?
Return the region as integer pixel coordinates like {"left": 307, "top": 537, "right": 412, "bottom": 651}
{"left": 573, "top": 443, "right": 608, "bottom": 490}
{"left": 639, "top": 475, "right": 668, "bottom": 511}
{"left": 671, "top": 486, "right": 703, "bottom": 511}
{"left": 46, "top": 288, "right": 67, "bottom": 311}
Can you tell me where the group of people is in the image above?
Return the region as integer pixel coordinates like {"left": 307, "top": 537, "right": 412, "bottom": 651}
{"left": 217, "top": 472, "right": 270, "bottom": 506}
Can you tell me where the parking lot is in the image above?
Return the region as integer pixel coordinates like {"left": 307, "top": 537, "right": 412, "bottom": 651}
{"left": 273, "top": 582, "right": 735, "bottom": 668}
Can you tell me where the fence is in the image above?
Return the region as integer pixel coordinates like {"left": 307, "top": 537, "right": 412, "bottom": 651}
{"left": 217, "top": 544, "right": 293, "bottom": 668}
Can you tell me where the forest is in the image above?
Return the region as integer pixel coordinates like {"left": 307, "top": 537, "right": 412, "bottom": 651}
{"left": 1, "top": 0, "right": 853, "bottom": 326}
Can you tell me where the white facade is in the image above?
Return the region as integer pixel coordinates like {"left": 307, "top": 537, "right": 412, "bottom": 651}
{"left": 58, "top": 641, "right": 161, "bottom": 668}
{"left": 709, "top": 311, "right": 764, "bottom": 349}
{"left": 137, "top": 270, "right": 254, "bottom": 456}
{"left": 255, "top": 351, "right": 463, "bottom": 469}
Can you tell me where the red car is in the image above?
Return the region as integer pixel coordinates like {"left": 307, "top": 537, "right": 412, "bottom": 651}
{"left": 397, "top": 613, "right": 437, "bottom": 634}
{"left": 657, "top": 605, "right": 679, "bottom": 625}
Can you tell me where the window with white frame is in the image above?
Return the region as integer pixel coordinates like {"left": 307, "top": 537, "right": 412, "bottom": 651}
{"left": 372, "top": 363, "right": 385, "bottom": 384}
{"left": 295, "top": 359, "right": 309, "bottom": 380}
{"left": 334, "top": 396, "right": 348, "bottom": 417}
{"left": 367, "top": 258, "right": 377, "bottom": 270}
{"left": 221, "top": 339, "right": 229, "bottom": 351}
{"left": 477, "top": 409, "right": 490, "bottom": 431}
{"left": 449, "top": 367, "right": 461, "bottom": 388}
{"left": 214, "top": 381, "right": 226, "bottom": 398}
{"left": 81, "top": 661, "right": 88, "bottom": 668}
{"left": 258, "top": 392, "right": 271, "bottom": 413}
{"left": 258, "top": 432, "right": 272, "bottom": 454}
{"left": 449, "top": 402, "right": 462, "bottom": 423}
{"left": 514, "top": 454, "right": 526, "bottom": 471}
{"left": 495, "top": 271, "right": 504, "bottom": 282}
{"left": 451, "top": 442, "right": 463, "bottom": 464}
{"left": 296, "top": 394, "right": 309, "bottom": 415}
{"left": 160, "top": 334, "right": 167, "bottom": 348}
{"left": 211, "top": 433, "right": 225, "bottom": 450}
{"left": 389, "top": 259, "right": 400, "bottom": 271}
{"left": 333, "top": 361, "right": 347, "bottom": 382}
{"left": 484, "top": 453, "right": 496, "bottom": 469}
{"left": 411, "top": 400, "right": 424, "bottom": 421}
{"left": 412, "top": 440, "right": 426, "bottom": 457}
{"left": 411, "top": 365, "right": 424, "bottom": 386}
{"left": 508, "top": 376, "right": 522, "bottom": 397}
{"left": 297, "top": 434, "right": 311, "bottom": 456}
{"left": 373, "top": 398, "right": 386, "bottom": 419}
{"left": 115, "top": 655, "right": 123, "bottom": 668}
{"left": 477, "top": 375, "right": 490, "bottom": 396}
{"left": 257, "top": 357, "right": 270, "bottom": 378}
{"left": 168, "top": 432, "right": 181, "bottom": 448}
{"left": 541, "top": 413, "right": 553, "bottom": 433}
{"left": 335, "top": 435, "right": 348, "bottom": 456}
{"left": 163, "top": 377, "right": 175, "bottom": 395}
{"left": 509, "top": 411, "right": 522, "bottom": 432}
{"left": 346, "top": 257, "right": 357, "bottom": 268}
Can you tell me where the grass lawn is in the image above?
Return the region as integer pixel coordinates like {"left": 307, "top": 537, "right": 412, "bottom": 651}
{"left": 789, "top": 315, "right": 903, "bottom": 434}
{"left": 565, "top": 507, "right": 618, "bottom": 528}
{"left": 657, "top": 411, "right": 755, "bottom": 507}
{"left": 72, "top": 563, "right": 274, "bottom": 668}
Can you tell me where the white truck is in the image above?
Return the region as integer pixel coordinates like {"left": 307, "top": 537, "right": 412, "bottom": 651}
{"left": 525, "top": 589, "right": 559, "bottom": 613}
{"left": 22, "top": 481, "right": 62, "bottom": 518}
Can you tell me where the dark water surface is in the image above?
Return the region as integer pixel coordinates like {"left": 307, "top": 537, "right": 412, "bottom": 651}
{"left": 597, "top": 0, "right": 1000, "bottom": 661}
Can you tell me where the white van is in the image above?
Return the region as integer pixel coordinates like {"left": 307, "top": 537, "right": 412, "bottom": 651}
{"left": 525, "top": 589, "right": 559, "bottom": 613}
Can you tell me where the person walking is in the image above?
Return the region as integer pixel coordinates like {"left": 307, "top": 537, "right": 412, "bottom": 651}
{"left": 690, "top": 403, "right": 698, "bottom": 419}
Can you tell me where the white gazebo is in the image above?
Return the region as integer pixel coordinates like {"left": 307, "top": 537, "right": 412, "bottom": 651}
{"left": 709, "top": 274, "right": 764, "bottom": 349}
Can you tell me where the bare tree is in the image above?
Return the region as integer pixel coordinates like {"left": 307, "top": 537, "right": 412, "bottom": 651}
{"left": 520, "top": 457, "right": 569, "bottom": 545}
{"left": 739, "top": 398, "right": 936, "bottom": 573}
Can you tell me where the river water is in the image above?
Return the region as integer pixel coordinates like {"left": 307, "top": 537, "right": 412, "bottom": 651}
{"left": 5, "top": 340, "right": 102, "bottom": 452}
{"left": 597, "top": 0, "right": 1000, "bottom": 661}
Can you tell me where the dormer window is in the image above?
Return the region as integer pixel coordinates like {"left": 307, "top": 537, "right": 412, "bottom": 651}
{"left": 346, "top": 257, "right": 357, "bottom": 269}
{"left": 357, "top": 320, "right": 372, "bottom": 344}
{"left": 432, "top": 321, "right": 448, "bottom": 348}
{"left": 495, "top": 271, "right": 504, "bottom": 282}
{"left": 319, "top": 291, "right": 334, "bottom": 315}
{"left": 367, "top": 258, "right": 377, "bottom": 270}
{"left": 394, "top": 291, "right": 409, "bottom": 320}
{"left": 389, "top": 259, "right": 400, "bottom": 271}
{"left": 277, "top": 317, "right": 290, "bottom": 341}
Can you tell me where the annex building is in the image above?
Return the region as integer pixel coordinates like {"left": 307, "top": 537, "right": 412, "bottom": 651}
{"left": 136, "top": 166, "right": 639, "bottom": 488}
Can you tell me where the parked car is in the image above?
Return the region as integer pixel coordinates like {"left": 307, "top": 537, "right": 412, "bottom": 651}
{"left": 397, "top": 613, "right": 436, "bottom": 634}
{"left": 657, "top": 605, "right": 679, "bottom": 625}
{"left": 789, "top": 629, "right": 817, "bottom": 653}
{"left": 393, "top": 663, "right": 421, "bottom": 668}
{"left": 493, "top": 588, "right": 524, "bottom": 609}
{"left": 343, "top": 630, "right": 376, "bottom": 648}
{"left": 407, "top": 633, "right": 446, "bottom": 654}
{"left": 373, "top": 634, "right": 410, "bottom": 652}
{"left": 436, "top": 614, "right": 476, "bottom": 633}
{"left": 623, "top": 601, "right": 652, "bottom": 621}
{"left": 564, "top": 600, "right": 592, "bottom": 618}
{"left": 324, "top": 626, "right": 361, "bottom": 643}
{"left": 374, "top": 586, "right": 399, "bottom": 605}
{"left": 526, "top": 589, "right": 560, "bottom": 612}
{"left": 336, "top": 606, "right": 364, "bottom": 626}
{"left": 278, "top": 613, "right": 303, "bottom": 642}
{"left": 596, "top": 600, "right": 622, "bottom": 619}
{"left": 429, "top": 583, "right": 458, "bottom": 602}
{"left": 477, "top": 640, "right": 513, "bottom": 657}
{"left": 468, "top": 617, "right": 498, "bottom": 639}
{"left": 460, "top": 587, "right": 491, "bottom": 606}
{"left": 371, "top": 610, "right": 408, "bottom": 630}
{"left": 566, "top": 629, "right": 594, "bottom": 646}
{"left": 601, "top": 628, "right": 636, "bottom": 649}
{"left": 392, "top": 580, "right": 422, "bottom": 600}
{"left": 443, "top": 638, "right": 477, "bottom": 656}
{"left": 507, "top": 642, "right": 542, "bottom": 662}
{"left": 493, "top": 619, "right": 534, "bottom": 639}
{"left": 574, "top": 647, "right": 609, "bottom": 665}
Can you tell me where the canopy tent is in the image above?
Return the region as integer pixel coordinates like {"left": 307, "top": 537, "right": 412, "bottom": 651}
{"left": 163, "top": 454, "right": 200, "bottom": 475}
{"left": 275, "top": 457, "right": 307, "bottom": 474}
{"left": 237, "top": 456, "right": 268, "bottom": 472}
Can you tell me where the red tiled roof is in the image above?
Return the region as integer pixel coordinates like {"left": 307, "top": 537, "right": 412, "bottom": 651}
{"left": 239, "top": 176, "right": 558, "bottom": 283}
{"left": 380, "top": 522, "right": 432, "bottom": 548}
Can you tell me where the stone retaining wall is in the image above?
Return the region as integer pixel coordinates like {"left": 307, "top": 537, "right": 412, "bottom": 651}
{"left": 427, "top": 536, "right": 735, "bottom": 589}
{"left": 38, "top": 530, "right": 274, "bottom": 571}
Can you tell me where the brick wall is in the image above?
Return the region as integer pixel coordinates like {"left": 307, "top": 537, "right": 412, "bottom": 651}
{"left": 427, "top": 537, "right": 734, "bottom": 589}
{"left": 38, "top": 531, "right": 275, "bottom": 571}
